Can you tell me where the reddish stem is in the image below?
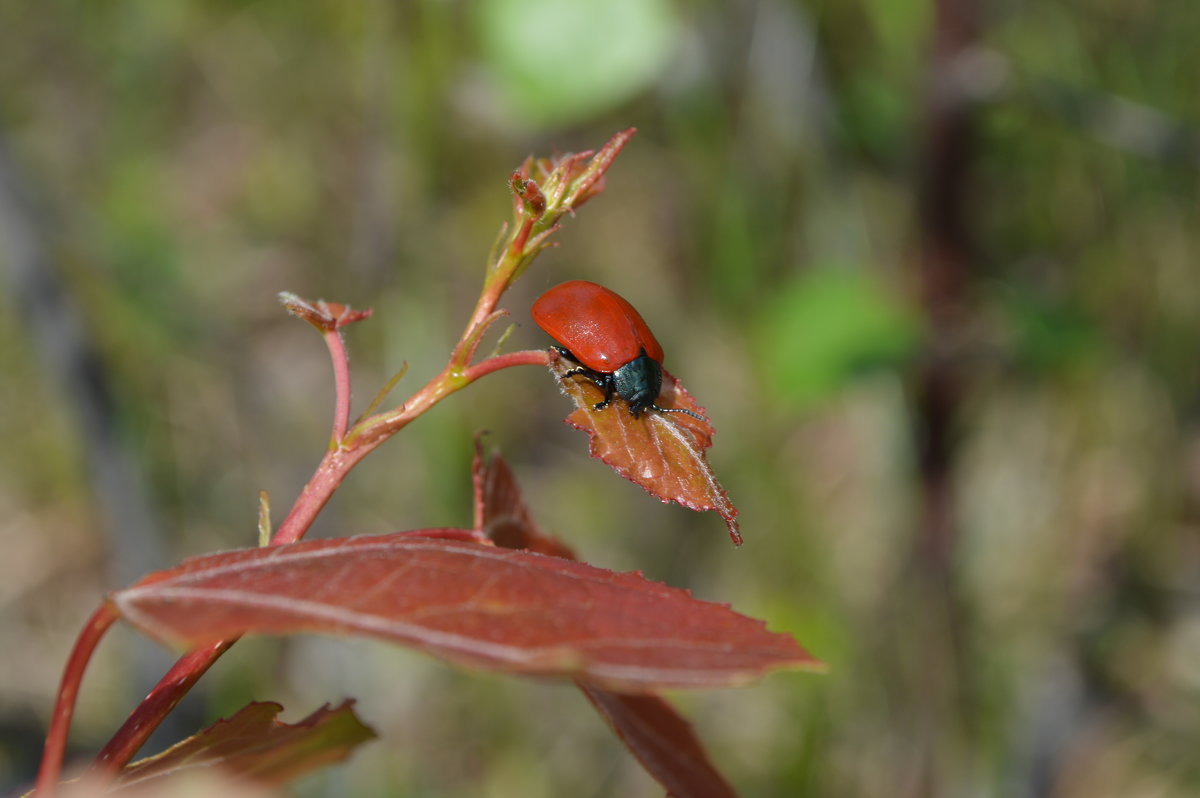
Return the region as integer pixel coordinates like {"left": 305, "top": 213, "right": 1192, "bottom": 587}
{"left": 325, "top": 329, "right": 353, "bottom": 442}
{"left": 463, "top": 348, "right": 549, "bottom": 382}
{"left": 272, "top": 445, "right": 376, "bottom": 546}
{"left": 358, "top": 349, "right": 551, "bottom": 446}
{"left": 85, "top": 639, "right": 235, "bottom": 782}
{"left": 36, "top": 603, "right": 120, "bottom": 795}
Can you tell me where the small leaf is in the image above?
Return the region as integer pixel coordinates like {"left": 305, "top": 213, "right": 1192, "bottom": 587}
{"left": 112, "top": 533, "right": 815, "bottom": 690}
{"left": 473, "top": 438, "right": 576, "bottom": 558}
{"left": 113, "top": 701, "right": 374, "bottom": 791}
{"left": 278, "top": 292, "right": 373, "bottom": 332}
{"left": 548, "top": 354, "right": 743, "bottom": 545}
{"left": 561, "top": 127, "right": 637, "bottom": 209}
{"left": 256, "top": 491, "right": 271, "bottom": 547}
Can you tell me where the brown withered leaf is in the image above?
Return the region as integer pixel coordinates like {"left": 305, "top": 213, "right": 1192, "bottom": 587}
{"left": 547, "top": 354, "right": 743, "bottom": 545}
{"left": 113, "top": 701, "right": 374, "bottom": 791}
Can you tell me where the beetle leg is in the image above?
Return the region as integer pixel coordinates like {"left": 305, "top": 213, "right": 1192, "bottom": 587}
{"left": 593, "top": 376, "right": 616, "bottom": 411}
{"left": 554, "top": 357, "right": 618, "bottom": 413}
{"left": 560, "top": 366, "right": 610, "bottom": 399}
{"left": 561, "top": 367, "right": 607, "bottom": 391}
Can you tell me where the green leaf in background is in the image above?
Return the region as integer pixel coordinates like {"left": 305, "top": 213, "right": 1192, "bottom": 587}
{"left": 476, "top": 0, "right": 677, "bottom": 127}
{"left": 754, "top": 266, "right": 921, "bottom": 408}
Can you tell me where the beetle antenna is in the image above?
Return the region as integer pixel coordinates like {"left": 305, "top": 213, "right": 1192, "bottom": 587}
{"left": 653, "top": 405, "right": 708, "bottom": 423}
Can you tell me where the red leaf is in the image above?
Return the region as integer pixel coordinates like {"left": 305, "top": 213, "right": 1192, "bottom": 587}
{"left": 562, "top": 127, "right": 637, "bottom": 209}
{"left": 473, "top": 438, "right": 576, "bottom": 558}
{"left": 278, "top": 292, "right": 372, "bottom": 332}
{"left": 578, "top": 684, "right": 739, "bottom": 798}
{"left": 549, "top": 354, "right": 743, "bottom": 545}
{"left": 113, "top": 701, "right": 374, "bottom": 791}
{"left": 112, "top": 533, "right": 815, "bottom": 690}
{"left": 473, "top": 446, "right": 751, "bottom": 797}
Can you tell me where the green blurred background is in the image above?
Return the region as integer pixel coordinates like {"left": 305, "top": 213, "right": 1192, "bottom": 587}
{"left": 1, "top": 0, "right": 1198, "bottom": 795}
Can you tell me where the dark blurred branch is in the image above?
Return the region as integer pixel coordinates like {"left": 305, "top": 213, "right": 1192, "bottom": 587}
{"left": 914, "top": 0, "right": 977, "bottom": 568}
{"left": 907, "top": 0, "right": 979, "bottom": 795}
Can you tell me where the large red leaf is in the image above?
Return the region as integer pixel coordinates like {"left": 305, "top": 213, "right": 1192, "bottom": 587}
{"left": 113, "top": 701, "right": 374, "bottom": 791}
{"left": 111, "top": 533, "right": 817, "bottom": 691}
{"left": 547, "top": 354, "right": 743, "bottom": 545}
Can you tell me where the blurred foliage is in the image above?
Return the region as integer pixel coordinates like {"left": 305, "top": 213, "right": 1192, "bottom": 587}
{"left": 1, "top": 0, "right": 1199, "bottom": 796}
{"left": 478, "top": 0, "right": 678, "bottom": 126}
{"left": 753, "top": 264, "right": 921, "bottom": 408}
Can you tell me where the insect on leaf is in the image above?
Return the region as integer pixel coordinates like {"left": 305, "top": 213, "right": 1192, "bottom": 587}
{"left": 548, "top": 353, "right": 743, "bottom": 544}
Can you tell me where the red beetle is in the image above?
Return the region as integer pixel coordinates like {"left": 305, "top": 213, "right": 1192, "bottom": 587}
{"left": 531, "top": 280, "right": 705, "bottom": 421}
